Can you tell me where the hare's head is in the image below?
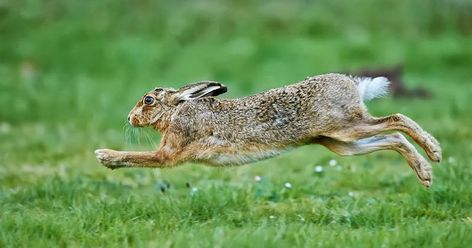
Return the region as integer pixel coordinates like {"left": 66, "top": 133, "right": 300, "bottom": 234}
{"left": 128, "top": 81, "right": 227, "bottom": 128}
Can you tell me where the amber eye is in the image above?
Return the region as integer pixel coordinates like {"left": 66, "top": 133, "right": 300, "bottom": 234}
{"left": 144, "top": 96, "right": 154, "bottom": 105}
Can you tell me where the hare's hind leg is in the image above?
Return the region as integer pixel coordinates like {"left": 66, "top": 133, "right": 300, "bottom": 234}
{"left": 316, "top": 133, "right": 433, "bottom": 187}
{"left": 364, "top": 114, "right": 441, "bottom": 162}
{"left": 328, "top": 113, "right": 441, "bottom": 162}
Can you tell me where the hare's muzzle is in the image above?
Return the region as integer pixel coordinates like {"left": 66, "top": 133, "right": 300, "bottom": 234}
{"left": 128, "top": 115, "right": 138, "bottom": 126}
{"left": 128, "top": 115, "right": 144, "bottom": 127}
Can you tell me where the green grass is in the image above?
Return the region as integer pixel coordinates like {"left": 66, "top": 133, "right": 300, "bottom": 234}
{"left": 1, "top": 0, "right": 472, "bottom": 247}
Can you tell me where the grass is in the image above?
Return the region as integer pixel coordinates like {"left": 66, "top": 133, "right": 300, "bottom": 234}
{"left": 1, "top": 0, "right": 472, "bottom": 247}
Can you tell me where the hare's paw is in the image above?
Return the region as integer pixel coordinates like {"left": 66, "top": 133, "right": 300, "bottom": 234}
{"left": 413, "top": 155, "right": 433, "bottom": 188}
{"left": 424, "top": 133, "right": 442, "bottom": 163}
{"left": 94, "top": 149, "right": 125, "bottom": 169}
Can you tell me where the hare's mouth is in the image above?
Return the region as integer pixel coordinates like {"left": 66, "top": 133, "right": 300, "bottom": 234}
{"left": 129, "top": 117, "right": 145, "bottom": 127}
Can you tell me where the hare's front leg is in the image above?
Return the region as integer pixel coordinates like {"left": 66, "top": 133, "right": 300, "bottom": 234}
{"left": 94, "top": 149, "right": 180, "bottom": 169}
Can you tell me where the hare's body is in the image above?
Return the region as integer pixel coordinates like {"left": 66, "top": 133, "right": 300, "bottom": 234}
{"left": 95, "top": 73, "right": 441, "bottom": 187}
{"left": 169, "top": 74, "right": 362, "bottom": 165}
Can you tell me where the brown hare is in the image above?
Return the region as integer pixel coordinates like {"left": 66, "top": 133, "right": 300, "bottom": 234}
{"left": 95, "top": 73, "right": 441, "bottom": 187}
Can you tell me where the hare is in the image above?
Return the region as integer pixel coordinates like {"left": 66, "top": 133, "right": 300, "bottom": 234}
{"left": 95, "top": 73, "right": 441, "bottom": 187}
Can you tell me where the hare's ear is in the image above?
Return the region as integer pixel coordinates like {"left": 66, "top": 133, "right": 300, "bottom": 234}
{"left": 171, "top": 81, "right": 227, "bottom": 104}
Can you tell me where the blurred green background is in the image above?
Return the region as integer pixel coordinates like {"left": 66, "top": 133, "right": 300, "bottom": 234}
{"left": 1, "top": 0, "right": 472, "bottom": 247}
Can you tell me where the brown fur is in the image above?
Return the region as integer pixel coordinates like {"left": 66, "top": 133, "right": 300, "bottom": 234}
{"left": 95, "top": 73, "right": 441, "bottom": 187}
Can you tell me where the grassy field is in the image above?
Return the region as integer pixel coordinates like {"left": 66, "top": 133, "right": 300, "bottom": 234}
{"left": 1, "top": 0, "right": 472, "bottom": 247}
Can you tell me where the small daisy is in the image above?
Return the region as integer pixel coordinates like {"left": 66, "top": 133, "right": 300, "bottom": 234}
{"left": 314, "top": 165, "right": 323, "bottom": 173}
{"left": 284, "top": 182, "right": 292, "bottom": 189}
{"left": 329, "top": 159, "right": 337, "bottom": 166}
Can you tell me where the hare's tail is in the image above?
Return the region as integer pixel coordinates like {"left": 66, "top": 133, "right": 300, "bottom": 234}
{"left": 355, "top": 77, "right": 390, "bottom": 101}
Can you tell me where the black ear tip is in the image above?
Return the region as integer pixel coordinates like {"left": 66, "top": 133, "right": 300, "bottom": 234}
{"left": 211, "top": 84, "right": 227, "bottom": 96}
{"left": 220, "top": 85, "right": 228, "bottom": 93}
{"left": 201, "top": 81, "right": 227, "bottom": 95}
{"left": 207, "top": 82, "right": 225, "bottom": 88}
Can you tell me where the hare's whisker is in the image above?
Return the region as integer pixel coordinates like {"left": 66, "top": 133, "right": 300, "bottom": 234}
{"left": 143, "top": 127, "right": 158, "bottom": 149}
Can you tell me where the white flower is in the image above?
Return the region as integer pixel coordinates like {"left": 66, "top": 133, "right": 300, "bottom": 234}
{"left": 329, "top": 159, "right": 337, "bottom": 166}
{"left": 190, "top": 187, "right": 198, "bottom": 196}
{"left": 254, "top": 175, "right": 262, "bottom": 182}
{"left": 269, "top": 215, "right": 276, "bottom": 219}
{"left": 284, "top": 182, "right": 292, "bottom": 189}
{"left": 314, "top": 165, "right": 323, "bottom": 173}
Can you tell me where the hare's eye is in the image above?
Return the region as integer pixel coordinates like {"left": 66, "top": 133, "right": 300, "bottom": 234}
{"left": 144, "top": 96, "right": 154, "bottom": 105}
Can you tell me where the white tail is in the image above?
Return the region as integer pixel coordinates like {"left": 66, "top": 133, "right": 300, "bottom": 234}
{"left": 356, "top": 77, "right": 390, "bottom": 101}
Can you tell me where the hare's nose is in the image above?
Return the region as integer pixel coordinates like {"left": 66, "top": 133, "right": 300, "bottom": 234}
{"left": 127, "top": 116, "right": 131, "bottom": 123}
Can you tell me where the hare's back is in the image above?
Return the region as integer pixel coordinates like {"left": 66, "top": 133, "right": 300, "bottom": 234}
{"left": 208, "top": 74, "right": 360, "bottom": 141}
{"left": 239, "top": 73, "right": 360, "bottom": 114}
